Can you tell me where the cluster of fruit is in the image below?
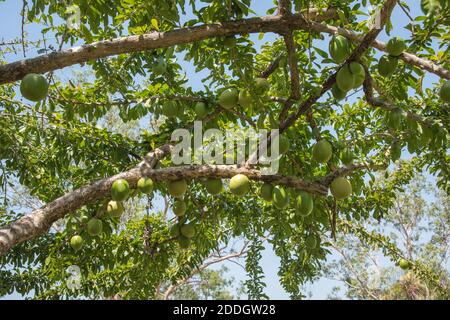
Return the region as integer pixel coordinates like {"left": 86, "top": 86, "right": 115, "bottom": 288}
{"left": 69, "top": 177, "right": 154, "bottom": 251}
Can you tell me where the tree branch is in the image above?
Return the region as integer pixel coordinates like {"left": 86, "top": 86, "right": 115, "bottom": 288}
{"left": 0, "top": 144, "right": 172, "bottom": 256}
{"left": 1, "top": 5, "right": 446, "bottom": 85}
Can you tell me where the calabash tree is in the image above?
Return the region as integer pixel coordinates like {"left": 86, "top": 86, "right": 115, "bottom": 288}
{"left": 0, "top": 0, "right": 448, "bottom": 299}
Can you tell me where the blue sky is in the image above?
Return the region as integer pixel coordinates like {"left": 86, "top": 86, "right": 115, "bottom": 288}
{"left": 0, "top": 0, "right": 442, "bottom": 299}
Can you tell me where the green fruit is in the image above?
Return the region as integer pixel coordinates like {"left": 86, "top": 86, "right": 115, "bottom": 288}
{"left": 218, "top": 88, "right": 239, "bottom": 109}
{"left": 223, "top": 36, "right": 237, "bottom": 48}
{"left": 229, "top": 174, "right": 250, "bottom": 196}
{"left": 153, "top": 59, "right": 167, "bottom": 74}
{"left": 278, "top": 135, "right": 290, "bottom": 154}
{"left": 336, "top": 65, "right": 355, "bottom": 92}
{"left": 180, "top": 223, "right": 196, "bottom": 238}
{"left": 378, "top": 55, "right": 398, "bottom": 77}
{"left": 330, "top": 177, "right": 352, "bottom": 200}
{"left": 312, "top": 139, "right": 333, "bottom": 163}
{"left": 238, "top": 90, "right": 253, "bottom": 108}
{"left": 20, "top": 73, "right": 49, "bottom": 102}
{"left": 386, "top": 37, "right": 406, "bottom": 57}
{"left": 260, "top": 183, "right": 274, "bottom": 202}
{"left": 194, "top": 102, "right": 208, "bottom": 118}
{"left": 137, "top": 177, "right": 154, "bottom": 194}
{"left": 341, "top": 148, "right": 354, "bottom": 165}
{"left": 168, "top": 179, "right": 188, "bottom": 198}
{"left": 439, "top": 80, "right": 450, "bottom": 103}
{"left": 162, "top": 101, "right": 178, "bottom": 118}
{"left": 173, "top": 200, "right": 186, "bottom": 217}
{"left": 349, "top": 62, "right": 365, "bottom": 88}
{"left": 178, "top": 235, "right": 191, "bottom": 249}
{"left": 106, "top": 200, "right": 124, "bottom": 218}
{"left": 391, "top": 142, "right": 402, "bottom": 161}
{"left": 70, "top": 235, "right": 83, "bottom": 251}
{"left": 255, "top": 78, "right": 270, "bottom": 94}
{"left": 421, "top": 0, "right": 441, "bottom": 15}
{"left": 204, "top": 178, "right": 223, "bottom": 195}
{"left": 169, "top": 224, "right": 181, "bottom": 237}
{"left": 295, "top": 192, "right": 313, "bottom": 216}
{"left": 305, "top": 234, "right": 317, "bottom": 250}
{"left": 329, "top": 35, "right": 350, "bottom": 64}
{"left": 272, "top": 186, "right": 289, "bottom": 209}
{"left": 386, "top": 109, "right": 403, "bottom": 129}
{"left": 111, "top": 179, "right": 130, "bottom": 202}
{"left": 87, "top": 218, "right": 103, "bottom": 236}
{"left": 331, "top": 84, "right": 347, "bottom": 100}
{"left": 399, "top": 258, "right": 411, "bottom": 270}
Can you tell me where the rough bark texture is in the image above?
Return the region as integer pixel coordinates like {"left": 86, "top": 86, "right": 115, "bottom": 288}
{"left": 0, "top": 7, "right": 448, "bottom": 84}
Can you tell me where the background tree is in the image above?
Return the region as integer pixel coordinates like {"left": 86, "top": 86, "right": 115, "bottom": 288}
{"left": 321, "top": 170, "right": 449, "bottom": 300}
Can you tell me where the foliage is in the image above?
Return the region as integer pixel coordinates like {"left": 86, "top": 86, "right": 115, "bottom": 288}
{"left": 0, "top": 0, "right": 448, "bottom": 299}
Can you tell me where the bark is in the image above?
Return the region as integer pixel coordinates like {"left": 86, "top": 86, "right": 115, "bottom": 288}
{"left": 0, "top": 7, "right": 448, "bottom": 84}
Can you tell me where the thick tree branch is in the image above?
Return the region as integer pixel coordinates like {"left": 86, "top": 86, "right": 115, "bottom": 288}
{"left": 140, "top": 164, "right": 327, "bottom": 195}
{"left": 1, "top": 5, "right": 447, "bottom": 85}
{"left": 0, "top": 144, "right": 172, "bottom": 256}
{"left": 280, "top": 0, "right": 398, "bottom": 132}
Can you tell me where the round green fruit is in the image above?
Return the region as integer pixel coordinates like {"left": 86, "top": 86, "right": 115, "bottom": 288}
{"left": 153, "top": 59, "right": 167, "bottom": 74}
{"left": 295, "top": 192, "right": 314, "bottom": 216}
{"left": 329, "top": 35, "right": 350, "bottom": 64}
{"left": 278, "top": 135, "right": 290, "bottom": 154}
{"left": 170, "top": 224, "right": 181, "bottom": 237}
{"left": 336, "top": 65, "right": 355, "bottom": 92}
{"left": 178, "top": 235, "right": 191, "bottom": 249}
{"left": 349, "top": 62, "right": 365, "bottom": 88}
{"left": 137, "top": 177, "right": 154, "bottom": 194}
{"left": 386, "top": 109, "right": 404, "bottom": 129}
{"left": 305, "top": 234, "right": 317, "bottom": 250}
{"left": 312, "top": 139, "right": 333, "bottom": 163}
{"left": 421, "top": 0, "right": 441, "bottom": 15}
{"left": 218, "top": 88, "right": 239, "bottom": 109}
{"left": 204, "top": 178, "right": 223, "bottom": 195}
{"left": 255, "top": 78, "right": 270, "bottom": 94}
{"left": 70, "top": 235, "right": 83, "bottom": 251}
{"left": 330, "top": 177, "right": 352, "bottom": 200}
{"left": 272, "top": 186, "right": 289, "bottom": 209}
{"left": 111, "top": 179, "right": 130, "bottom": 202}
{"left": 229, "top": 174, "right": 250, "bottom": 196}
{"left": 106, "top": 200, "right": 124, "bottom": 218}
{"left": 194, "top": 102, "right": 208, "bottom": 118}
{"left": 20, "top": 73, "right": 49, "bottom": 102}
{"left": 439, "top": 80, "right": 450, "bottom": 103}
{"left": 378, "top": 55, "right": 398, "bottom": 77}
{"left": 162, "top": 101, "right": 178, "bottom": 118}
{"left": 238, "top": 90, "right": 253, "bottom": 108}
{"left": 331, "top": 84, "right": 347, "bottom": 100}
{"left": 168, "top": 179, "right": 188, "bottom": 198}
{"left": 260, "top": 182, "right": 274, "bottom": 202}
{"left": 223, "top": 36, "right": 237, "bottom": 48}
{"left": 87, "top": 218, "right": 103, "bottom": 236}
{"left": 340, "top": 148, "right": 354, "bottom": 165}
{"left": 386, "top": 37, "right": 406, "bottom": 57}
{"left": 173, "top": 200, "right": 187, "bottom": 217}
{"left": 180, "top": 223, "right": 196, "bottom": 238}
{"left": 399, "top": 258, "right": 411, "bottom": 270}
